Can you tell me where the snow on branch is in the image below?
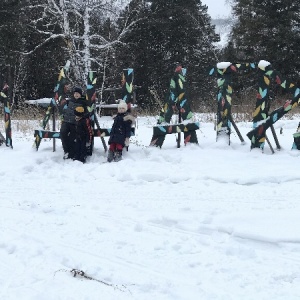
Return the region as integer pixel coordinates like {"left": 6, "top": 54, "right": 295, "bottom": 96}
{"left": 20, "top": 34, "right": 66, "bottom": 56}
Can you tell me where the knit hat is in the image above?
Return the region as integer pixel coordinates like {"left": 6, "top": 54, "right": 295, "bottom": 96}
{"left": 73, "top": 86, "right": 83, "bottom": 96}
{"left": 118, "top": 100, "right": 127, "bottom": 111}
{"left": 175, "top": 64, "right": 182, "bottom": 73}
{"left": 74, "top": 106, "right": 85, "bottom": 117}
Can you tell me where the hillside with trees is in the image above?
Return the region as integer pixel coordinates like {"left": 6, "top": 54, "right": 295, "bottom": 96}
{"left": 1, "top": 0, "right": 299, "bottom": 114}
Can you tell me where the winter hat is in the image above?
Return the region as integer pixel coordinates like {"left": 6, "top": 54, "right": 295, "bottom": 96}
{"left": 73, "top": 86, "right": 83, "bottom": 96}
{"left": 175, "top": 64, "right": 182, "bottom": 73}
{"left": 74, "top": 106, "right": 85, "bottom": 117}
{"left": 118, "top": 100, "right": 128, "bottom": 111}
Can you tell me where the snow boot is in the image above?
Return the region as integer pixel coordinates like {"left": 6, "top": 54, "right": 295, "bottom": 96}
{"left": 114, "top": 150, "right": 122, "bottom": 162}
{"left": 107, "top": 150, "right": 115, "bottom": 162}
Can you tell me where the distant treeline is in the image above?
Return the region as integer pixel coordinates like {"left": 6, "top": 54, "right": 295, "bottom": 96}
{"left": 0, "top": 0, "right": 299, "bottom": 113}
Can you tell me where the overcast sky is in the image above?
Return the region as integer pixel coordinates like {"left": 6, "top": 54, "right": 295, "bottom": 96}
{"left": 201, "top": 0, "right": 232, "bottom": 18}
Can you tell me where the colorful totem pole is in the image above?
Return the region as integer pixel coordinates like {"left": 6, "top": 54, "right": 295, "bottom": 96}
{"left": 247, "top": 61, "right": 300, "bottom": 150}
{"left": 0, "top": 83, "right": 13, "bottom": 148}
{"left": 85, "top": 71, "right": 97, "bottom": 154}
{"left": 34, "top": 61, "right": 70, "bottom": 150}
{"left": 85, "top": 71, "right": 107, "bottom": 152}
{"left": 34, "top": 64, "right": 109, "bottom": 153}
{"left": 150, "top": 64, "right": 199, "bottom": 148}
{"left": 209, "top": 62, "right": 256, "bottom": 144}
{"left": 121, "top": 68, "right": 134, "bottom": 107}
{"left": 93, "top": 69, "right": 135, "bottom": 147}
{"left": 248, "top": 60, "right": 281, "bottom": 152}
{"left": 119, "top": 68, "right": 135, "bottom": 137}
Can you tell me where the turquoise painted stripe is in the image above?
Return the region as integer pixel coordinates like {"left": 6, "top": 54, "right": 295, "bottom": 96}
{"left": 180, "top": 100, "right": 186, "bottom": 107}
{"left": 272, "top": 113, "right": 278, "bottom": 123}
{"left": 158, "top": 126, "right": 167, "bottom": 133}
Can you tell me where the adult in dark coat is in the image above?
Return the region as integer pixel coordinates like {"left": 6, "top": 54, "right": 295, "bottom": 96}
{"left": 107, "top": 100, "right": 135, "bottom": 162}
{"left": 74, "top": 106, "right": 93, "bottom": 163}
{"left": 60, "top": 87, "right": 87, "bottom": 159}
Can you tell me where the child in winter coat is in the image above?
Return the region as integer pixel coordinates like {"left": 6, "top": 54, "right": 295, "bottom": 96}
{"left": 74, "top": 106, "right": 93, "bottom": 163}
{"left": 107, "top": 100, "right": 135, "bottom": 162}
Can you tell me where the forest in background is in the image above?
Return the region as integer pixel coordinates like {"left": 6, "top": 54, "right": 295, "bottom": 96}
{"left": 0, "top": 0, "right": 300, "bottom": 115}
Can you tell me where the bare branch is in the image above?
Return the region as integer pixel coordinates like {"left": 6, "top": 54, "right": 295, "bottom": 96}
{"left": 19, "top": 34, "right": 65, "bottom": 55}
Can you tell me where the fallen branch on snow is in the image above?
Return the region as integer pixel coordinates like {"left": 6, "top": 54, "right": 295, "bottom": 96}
{"left": 54, "top": 268, "right": 132, "bottom": 294}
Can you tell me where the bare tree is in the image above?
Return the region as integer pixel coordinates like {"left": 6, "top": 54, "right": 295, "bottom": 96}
{"left": 23, "top": 0, "right": 138, "bottom": 85}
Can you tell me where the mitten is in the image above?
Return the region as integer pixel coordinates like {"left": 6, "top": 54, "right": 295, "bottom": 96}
{"left": 125, "top": 138, "right": 130, "bottom": 147}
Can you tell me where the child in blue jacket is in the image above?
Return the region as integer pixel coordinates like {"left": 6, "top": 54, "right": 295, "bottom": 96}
{"left": 107, "top": 100, "right": 135, "bottom": 162}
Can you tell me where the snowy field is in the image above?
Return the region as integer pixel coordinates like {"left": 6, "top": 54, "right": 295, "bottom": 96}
{"left": 1, "top": 114, "right": 300, "bottom": 300}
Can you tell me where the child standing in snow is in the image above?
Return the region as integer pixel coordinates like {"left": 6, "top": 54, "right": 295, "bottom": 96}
{"left": 107, "top": 100, "right": 135, "bottom": 162}
{"left": 74, "top": 106, "right": 93, "bottom": 163}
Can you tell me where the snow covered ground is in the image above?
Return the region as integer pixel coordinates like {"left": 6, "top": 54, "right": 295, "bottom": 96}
{"left": 1, "top": 114, "right": 300, "bottom": 300}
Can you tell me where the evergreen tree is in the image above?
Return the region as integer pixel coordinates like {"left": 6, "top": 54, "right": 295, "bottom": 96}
{"left": 115, "top": 0, "right": 152, "bottom": 108}
{"left": 117, "top": 0, "right": 220, "bottom": 111}
{"left": 227, "top": 0, "right": 300, "bottom": 79}
{"left": 0, "top": 0, "right": 24, "bottom": 100}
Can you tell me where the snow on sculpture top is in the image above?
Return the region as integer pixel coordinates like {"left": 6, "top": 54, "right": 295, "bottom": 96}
{"left": 258, "top": 60, "right": 271, "bottom": 70}
{"left": 217, "top": 62, "right": 231, "bottom": 69}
